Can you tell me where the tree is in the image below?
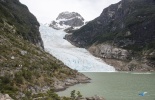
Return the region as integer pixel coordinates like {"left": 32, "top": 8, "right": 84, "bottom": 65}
{"left": 70, "top": 90, "right": 83, "bottom": 100}
{"left": 77, "top": 91, "right": 82, "bottom": 98}
{"left": 70, "top": 90, "right": 76, "bottom": 99}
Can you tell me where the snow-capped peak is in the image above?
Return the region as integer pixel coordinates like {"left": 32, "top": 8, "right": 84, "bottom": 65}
{"left": 49, "top": 11, "right": 85, "bottom": 30}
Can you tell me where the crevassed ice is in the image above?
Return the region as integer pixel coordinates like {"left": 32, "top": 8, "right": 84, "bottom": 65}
{"left": 39, "top": 24, "right": 115, "bottom": 72}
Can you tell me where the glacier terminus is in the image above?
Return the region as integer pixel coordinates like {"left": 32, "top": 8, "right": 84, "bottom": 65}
{"left": 40, "top": 24, "right": 115, "bottom": 72}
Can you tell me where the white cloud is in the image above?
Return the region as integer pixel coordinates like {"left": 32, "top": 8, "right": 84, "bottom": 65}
{"left": 19, "top": 0, "right": 120, "bottom": 23}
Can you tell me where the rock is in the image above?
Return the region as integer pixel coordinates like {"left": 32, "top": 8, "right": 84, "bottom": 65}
{"left": 0, "top": 0, "right": 5, "bottom": 2}
{"left": 65, "top": 0, "right": 155, "bottom": 71}
{"left": 64, "top": 27, "right": 77, "bottom": 33}
{"left": 53, "top": 73, "right": 90, "bottom": 92}
{"left": 89, "top": 44, "right": 131, "bottom": 60}
{"left": 20, "top": 50, "right": 27, "bottom": 55}
{"left": 64, "top": 78, "right": 78, "bottom": 86}
{"left": 49, "top": 11, "right": 85, "bottom": 30}
{"left": 11, "top": 56, "right": 15, "bottom": 60}
{"left": 75, "top": 74, "right": 91, "bottom": 83}
{"left": 27, "top": 85, "right": 51, "bottom": 94}
{"left": 0, "top": 93, "right": 13, "bottom": 100}
{"left": 17, "top": 92, "right": 25, "bottom": 98}
{"left": 86, "top": 95, "right": 105, "bottom": 100}
{"left": 54, "top": 85, "right": 66, "bottom": 92}
{"left": 0, "top": 0, "right": 44, "bottom": 49}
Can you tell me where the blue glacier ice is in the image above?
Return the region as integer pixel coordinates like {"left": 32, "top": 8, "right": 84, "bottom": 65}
{"left": 40, "top": 25, "right": 115, "bottom": 72}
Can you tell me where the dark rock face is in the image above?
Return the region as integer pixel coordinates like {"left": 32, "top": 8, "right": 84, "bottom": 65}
{"left": 66, "top": 0, "right": 155, "bottom": 71}
{"left": 56, "top": 11, "right": 84, "bottom": 21}
{"left": 0, "top": 0, "right": 44, "bottom": 49}
{"left": 49, "top": 11, "right": 85, "bottom": 30}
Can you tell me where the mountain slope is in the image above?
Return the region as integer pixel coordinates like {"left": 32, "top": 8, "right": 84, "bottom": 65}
{"left": 0, "top": 0, "right": 44, "bottom": 49}
{"left": 65, "top": 0, "right": 155, "bottom": 71}
{"left": 0, "top": 0, "right": 89, "bottom": 99}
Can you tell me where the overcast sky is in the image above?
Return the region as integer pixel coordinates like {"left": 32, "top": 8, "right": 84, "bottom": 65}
{"left": 19, "top": 0, "right": 120, "bottom": 24}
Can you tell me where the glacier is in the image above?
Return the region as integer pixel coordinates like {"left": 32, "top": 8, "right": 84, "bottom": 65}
{"left": 39, "top": 25, "right": 115, "bottom": 72}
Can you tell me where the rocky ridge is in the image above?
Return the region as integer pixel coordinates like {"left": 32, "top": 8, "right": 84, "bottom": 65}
{"left": 0, "top": 0, "right": 44, "bottom": 49}
{"left": 65, "top": 0, "right": 155, "bottom": 71}
{"left": 49, "top": 11, "right": 85, "bottom": 31}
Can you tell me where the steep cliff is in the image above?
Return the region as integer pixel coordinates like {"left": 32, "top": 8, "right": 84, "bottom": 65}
{"left": 0, "top": 0, "right": 43, "bottom": 49}
{"left": 66, "top": 0, "right": 155, "bottom": 71}
{"left": 0, "top": 0, "right": 89, "bottom": 99}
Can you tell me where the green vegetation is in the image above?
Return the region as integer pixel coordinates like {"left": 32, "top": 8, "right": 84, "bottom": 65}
{"left": 0, "top": 0, "right": 43, "bottom": 48}
{"left": 70, "top": 90, "right": 76, "bottom": 99}
{"left": 70, "top": 90, "right": 83, "bottom": 100}
{"left": 125, "top": 5, "right": 155, "bottom": 27}
{"left": 0, "top": 0, "right": 81, "bottom": 99}
{"left": 0, "top": 26, "right": 78, "bottom": 99}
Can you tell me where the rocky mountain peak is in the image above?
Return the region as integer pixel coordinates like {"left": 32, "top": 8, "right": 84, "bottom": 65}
{"left": 56, "top": 11, "right": 84, "bottom": 21}
{"left": 49, "top": 11, "right": 85, "bottom": 30}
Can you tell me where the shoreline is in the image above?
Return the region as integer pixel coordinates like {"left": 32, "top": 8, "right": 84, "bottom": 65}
{"left": 55, "top": 71, "right": 155, "bottom": 92}
{"left": 54, "top": 73, "right": 91, "bottom": 92}
{"left": 56, "top": 72, "right": 155, "bottom": 100}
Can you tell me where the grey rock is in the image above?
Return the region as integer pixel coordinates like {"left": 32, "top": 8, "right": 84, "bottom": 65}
{"left": 27, "top": 85, "right": 51, "bottom": 94}
{"left": 65, "top": 0, "right": 155, "bottom": 71}
{"left": 0, "top": 93, "right": 13, "bottom": 100}
{"left": 89, "top": 44, "right": 131, "bottom": 60}
{"left": 11, "top": 56, "right": 15, "bottom": 60}
{"left": 86, "top": 95, "right": 105, "bottom": 100}
{"left": 56, "top": 11, "right": 84, "bottom": 21}
{"left": 0, "top": 0, "right": 44, "bottom": 49}
{"left": 53, "top": 73, "right": 90, "bottom": 92}
{"left": 20, "top": 50, "right": 27, "bottom": 55}
{"left": 49, "top": 11, "right": 85, "bottom": 30}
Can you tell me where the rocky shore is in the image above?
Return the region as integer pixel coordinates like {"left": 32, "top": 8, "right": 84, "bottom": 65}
{"left": 0, "top": 93, "right": 105, "bottom": 100}
{"left": 64, "top": 95, "right": 105, "bottom": 100}
{"left": 54, "top": 74, "right": 105, "bottom": 100}
{"left": 54, "top": 73, "right": 91, "bottom": 92}
{"left": 79, "top": 96, "right": 105, "bottom": 100}
{"left": 0, "top": 73, "right": 105, "bottom": 100}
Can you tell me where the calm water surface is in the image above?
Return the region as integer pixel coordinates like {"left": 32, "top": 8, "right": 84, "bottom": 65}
{"left": 57, "top": 72, "right": 155, "bottom": 100}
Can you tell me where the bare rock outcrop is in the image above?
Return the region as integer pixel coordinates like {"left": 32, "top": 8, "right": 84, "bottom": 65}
{"left": 89, "top": 44, "right": 131, "bottom": 60}
{"left": 49, "top": 11, "right": 85, "bottom": 30}
{"left": 0, "top": 93, "right": 13, "bottom": 100}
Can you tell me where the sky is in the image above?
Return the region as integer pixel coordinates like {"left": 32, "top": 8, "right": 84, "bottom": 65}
{"left": 19, "top": 0, "right": 121, "bottom": 24}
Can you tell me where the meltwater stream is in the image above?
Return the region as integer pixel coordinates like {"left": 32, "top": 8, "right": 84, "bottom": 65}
{"left": 39, "top": 25, "right": 115, "bottom": 72}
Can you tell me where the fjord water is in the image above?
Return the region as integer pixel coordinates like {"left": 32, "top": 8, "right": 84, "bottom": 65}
{"left": 40, "top": 25, "right": 155, "bottom": 100}
{"left": 57, "top": 72, "right": 155, "bottom": 100}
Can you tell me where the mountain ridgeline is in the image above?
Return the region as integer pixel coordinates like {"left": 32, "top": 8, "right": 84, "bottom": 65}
{"left": 49, "top": 11, "right": 85, "bottom": 32}
{"left": 0, "top": 0, "right": 89, "bottom": 99}
{"left": 0, "top": 0, "right": 44, "bottom": 49}
{"left": 65, "top": 0, "right": 155, "bottom": 71}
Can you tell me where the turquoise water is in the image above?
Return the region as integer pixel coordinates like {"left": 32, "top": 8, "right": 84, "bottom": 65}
{"left": 57, "top": 72, "right": 155, "bottom": 100}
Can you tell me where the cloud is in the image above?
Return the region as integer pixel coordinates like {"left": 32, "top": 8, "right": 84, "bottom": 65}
{"left": 19, "top": 0, "right": 120, "bottom": 23}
